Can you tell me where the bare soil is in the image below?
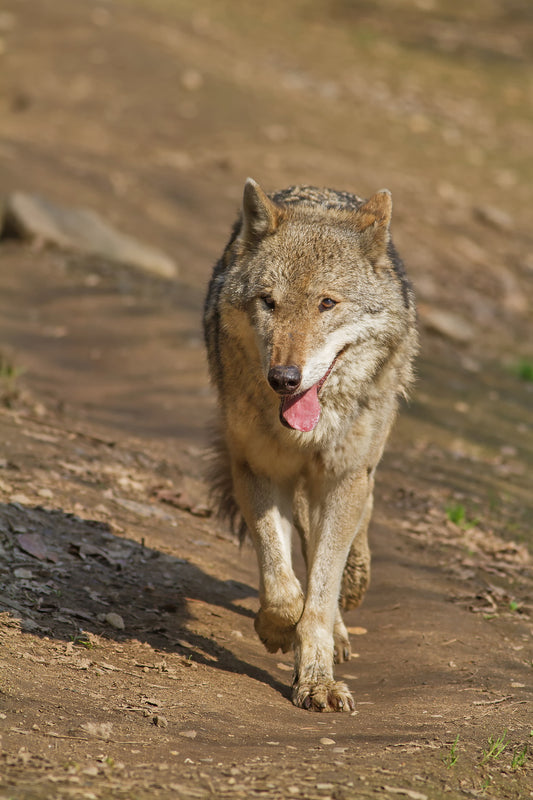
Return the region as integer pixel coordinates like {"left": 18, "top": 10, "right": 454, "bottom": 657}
{"left": 0, "top": 2, "right": 532, "bottom": 799}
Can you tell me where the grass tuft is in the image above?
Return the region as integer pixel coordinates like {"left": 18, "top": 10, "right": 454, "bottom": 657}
{"left": 480, "top": 730, "right": 508, "bottom": 765}
{"left": 443, "top": 734, "right": 460, "bottom": 769}
{"left": 0, "top": 350, "right": 23, "bottom": 407}
{"left": 511, "top": 743, "right": 528, "bottom": 770}
{"left": 446, "top": 503, "right": 479, "bottom": 529}
{"left": 511, "top": 359, "right": 533, "bottom": 382}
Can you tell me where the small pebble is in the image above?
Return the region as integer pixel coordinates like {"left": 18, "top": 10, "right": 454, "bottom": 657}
{"left": 10, "top": 493, "right": 31, "bottom": 505}
{"left": 320, "top": 737, "right": 336, "bottom": 746}
{"left": 474, "top": 204, "right": 513, "bottom": 232}
{"left": 104, "top": 612, "right": 125, "bottom": 630}
{"left": 181, "top": 69, "right": 203, "bottom": 91}
{"left": 14, "top": 568, "right": 33, "bottom": 579}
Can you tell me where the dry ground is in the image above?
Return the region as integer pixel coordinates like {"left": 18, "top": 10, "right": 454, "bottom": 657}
{"left": 0, "top": 1, "right": 532, "bottom": 798}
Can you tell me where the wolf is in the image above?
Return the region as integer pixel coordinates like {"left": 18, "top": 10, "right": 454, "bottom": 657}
{"left": 203, "top": 178, "right": 417, "bottom": 711}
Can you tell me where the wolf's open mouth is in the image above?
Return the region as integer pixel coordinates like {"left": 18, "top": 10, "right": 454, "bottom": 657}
{"left": 279, "top": 353, "right": 340, "bottom": 432}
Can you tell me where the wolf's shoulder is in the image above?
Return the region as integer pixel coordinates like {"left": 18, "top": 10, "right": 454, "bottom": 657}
{"left": 271, "top": 185, "right": 365, "bottom": 212}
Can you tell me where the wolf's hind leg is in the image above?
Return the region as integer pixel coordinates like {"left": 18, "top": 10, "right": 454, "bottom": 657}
{"left": 339, "top": 494, "right": 372, "bottom": 611}
{"left": 333, "top": 609, "right": 351, "bottom": 663}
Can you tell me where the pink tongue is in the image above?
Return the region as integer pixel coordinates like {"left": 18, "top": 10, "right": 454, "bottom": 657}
{"left": 281, "top": 384, "right": 321, "bottom": 432}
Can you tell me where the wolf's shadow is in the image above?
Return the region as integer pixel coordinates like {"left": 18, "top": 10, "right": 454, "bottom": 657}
{"left": 0, "top": 501, "right": 289, "bottom": 698}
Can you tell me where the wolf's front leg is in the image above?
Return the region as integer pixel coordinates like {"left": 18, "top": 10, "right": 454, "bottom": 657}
{"left": 233, "top": 464, "right": 304, "bottom": 653}
{"left": 292, "top": 472, "right": 371, "bottom": 712}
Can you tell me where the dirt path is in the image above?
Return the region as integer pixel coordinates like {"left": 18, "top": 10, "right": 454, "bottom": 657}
{"left": 1, "top": 2, "right": 532, "bottom": 799}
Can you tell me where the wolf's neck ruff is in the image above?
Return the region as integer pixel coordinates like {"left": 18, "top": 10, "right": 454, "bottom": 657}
{"left": 280, "top": 357, "right": 338, "bottom": 432}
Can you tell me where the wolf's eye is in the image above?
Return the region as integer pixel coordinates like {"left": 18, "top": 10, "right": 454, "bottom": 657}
{"left": 319, "top": 297, "right": 337, "bottom": 312}
{"left": 260, "top": 294, "right": 275, "bottom": 311}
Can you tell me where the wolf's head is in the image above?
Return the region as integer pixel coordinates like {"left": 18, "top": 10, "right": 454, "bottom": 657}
{"left": 220, "top": 178, "right": 413, "bottom": 433}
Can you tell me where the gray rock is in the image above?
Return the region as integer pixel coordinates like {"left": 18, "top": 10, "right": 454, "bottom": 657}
{"left": 420, "top": 305, "right": 475, "bottom": 343}
{"left": 1, "top": 192, "right": 177, "bottom": 278}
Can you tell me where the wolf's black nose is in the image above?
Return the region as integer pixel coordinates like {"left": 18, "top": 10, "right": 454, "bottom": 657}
{"left": 268, "top": 365, "right": 302, "bottom": 394}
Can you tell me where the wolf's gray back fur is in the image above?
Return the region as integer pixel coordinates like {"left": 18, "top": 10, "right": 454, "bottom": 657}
{"left": 271, "top": 185, "right": 365, "bottom": 210}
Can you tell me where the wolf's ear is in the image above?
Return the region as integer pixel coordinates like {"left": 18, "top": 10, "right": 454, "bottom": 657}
{"left": 354, "top": 190, "right": 392, "bottom": 233}
{"left": 353, "top": 190, "right": 392, "bottom": 260}
{"left": 240, "top": 178, "right": 281, "bottom": 245}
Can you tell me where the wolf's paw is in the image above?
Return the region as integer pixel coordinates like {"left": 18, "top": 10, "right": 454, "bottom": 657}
{"left": 292, "top": 679, "right": 355, "bottom": 712}
{"left": 254, "top": 608, "right": 298, "bottom": 654}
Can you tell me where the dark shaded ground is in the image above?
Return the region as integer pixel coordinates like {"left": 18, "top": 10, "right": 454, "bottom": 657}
{"left": 0, "top": 1, "right": 532, "bottom": 798}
